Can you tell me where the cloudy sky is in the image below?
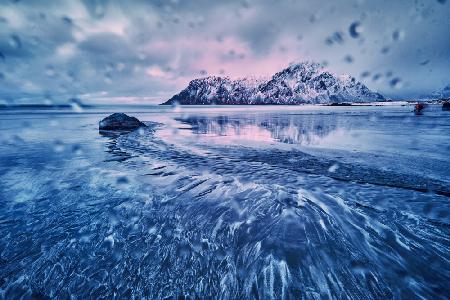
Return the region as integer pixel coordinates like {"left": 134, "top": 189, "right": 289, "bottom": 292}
{"left": 0, "top": 0, "right": 449, "bottom": 104}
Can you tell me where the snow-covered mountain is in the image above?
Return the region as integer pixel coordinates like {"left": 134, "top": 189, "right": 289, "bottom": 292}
{"left": 162, "top": 62, "right": 384, "bottom": 105}
{"left": 431, "top": 84, "right": 450, "bottom": 99}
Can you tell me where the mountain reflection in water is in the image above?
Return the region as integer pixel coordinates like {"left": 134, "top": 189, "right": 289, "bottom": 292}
{"left": 175, "top": 114, "right": 341, "bottom": 146}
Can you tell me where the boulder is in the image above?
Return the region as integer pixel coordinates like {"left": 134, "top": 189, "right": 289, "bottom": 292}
{"left": 99, "top": 113, "right": 146, "bottom": 131}
{"left": 442, "top": 101, "right": 450, "bottom": 111}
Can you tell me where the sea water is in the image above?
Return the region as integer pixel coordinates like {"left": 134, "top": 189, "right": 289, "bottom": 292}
{"left": 0, "top": 105, "right": 449, "bottom": 299}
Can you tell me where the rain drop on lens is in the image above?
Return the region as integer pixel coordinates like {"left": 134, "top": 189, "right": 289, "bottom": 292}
{"left": 344, "top": 55, "right": 354, "bottom": 63}
{"left": 392, "top": 30, "right": 405, "bottom": 41}
{"left": 390, "top": 77, "right": 403, "bottom": 89}
{"left": 45, "top": 66, "right": 56, "bottom": 77}
{"left": 349, "top": 21, "right": 363, "bottom": 38}
{"left": 53, "top": 140, "right": 64, "bottom": 153}
{"left": 172, "top": 101, "right": 181, "bottom": 112}
{"left": 62, "top": 16, "right": 73, "bottom": 26}
{"left": 361, "top": 71, "right": 370, "bottom": 78}
{"left": 372, "top": 73, "right": 382, "bottom": 82}
{"left": 93, "top": 1, "right": 106, "bottom": 18}
{"left": 69, "top": 98, "right": 84, "bottom": 113}
{"left": 116, "top": 176, "right": 129, "bottom": 186}
{"left": 72, "top": 144, "right": 83, "bottom": 155}
{"left": 9, "top": 35, "right": 22, "bottom": 49}
{"left": 328, "top": 164, "right": 339, "bottom": 173}
{"left": 116, "top": 63, "right": 125, "bottom": 72}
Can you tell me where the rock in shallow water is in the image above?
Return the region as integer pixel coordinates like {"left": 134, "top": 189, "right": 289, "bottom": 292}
{"left": 99, "top": 113, "right": 146, "bottom": 131}
{"left": 442, "top": 101, "right": 450, "bottom": 111}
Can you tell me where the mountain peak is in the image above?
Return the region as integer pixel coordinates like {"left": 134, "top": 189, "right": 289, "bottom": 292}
{"left": 287, "top": 60, "right": 323, "bottom": 71}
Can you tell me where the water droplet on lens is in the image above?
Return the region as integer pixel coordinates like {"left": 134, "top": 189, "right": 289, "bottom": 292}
{"left": 162, "top": 227, "right": 173, "bottom": 238}
{"left": 335, "top": 32, "right": 345, "bottom": 42}
{"left": 79, "top": 234, "right": 91, "bottom": 243}
{"left": 62, "top": 16, "right": 73, "bottom": 26}
{"left": 344, "top": 55, "right": 354, "bottom": 63}
{"left": 330, "top": 31, "right": 344, "bottom": 44}
{"left": 361, "top": 71, "right": 370, "bottom": 78}
{"left": 69, "top": 98, "right": 84, "bottom": 113}
{"left": 116, "top": 62, "right": 125, "bottom": 71}
{"left": 176, "top": 241, "right": 192, "bottom": 259}
{"left": 172, "top": 101, "right": 181, "bottom": 112}
{"left": 72, "top": 144, "right": 83, "bottom": 155}
{"left": 138, "top": 52, "right": 146, "bottom": 60}
{"left": 392, "top": 30, "right": 405, "bottom": 41}
{"left": 11, "top": 135, "right": 24, "bottom": 144}
{"left": 381, "top": 46, "right": 390, "bottom": 54}
{"left": 349, "top": 21, "right": 363, "bottom": 38}
{"left": 45, "top": 66, "right": 56, "bottom": 77}
{"left": 215, "top": 248, "right": 227, "bottom": 260}
{"left": 116, "top": 176, "right": 129, "bottom": 185}
{"left": 94, "top": 2, "right": 106, "bottom": 18}
{"left": 390, "top": 77, "right": 403, "bottom": 89}
{"left": 372, "top": 73, "right": 382, "bottom": 82}
{"left": 53, "top": 140, "right": 64, "bottom": 152}
{"left": 328, "top": 164, "right": 339, "bottom": 173}
{"left": 9, "top": 35, "right": 22, "bottom": 49}
{"left": 104, "top": 73, "right": 112, "bottom": 84}
{"left": 102, "top": 234, "right": 114, "bottom": 249}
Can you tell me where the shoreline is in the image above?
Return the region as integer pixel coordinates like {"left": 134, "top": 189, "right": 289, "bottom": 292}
{"left": 1, "top": 100, "right": 447, "bottom": 110}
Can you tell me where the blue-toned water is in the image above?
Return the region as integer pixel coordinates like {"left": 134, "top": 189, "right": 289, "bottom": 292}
{"left": 0, "top": 105, "right": 449, "bottom": 299}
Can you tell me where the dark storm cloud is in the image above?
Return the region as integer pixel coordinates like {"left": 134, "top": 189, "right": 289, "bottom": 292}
{"left": 0, "top": 0, "right": 449, "bottom": 104}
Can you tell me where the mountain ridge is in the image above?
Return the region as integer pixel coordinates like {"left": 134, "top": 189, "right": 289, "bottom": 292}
{"left": 162, "top": 62, "right": 385, "bottom": 105}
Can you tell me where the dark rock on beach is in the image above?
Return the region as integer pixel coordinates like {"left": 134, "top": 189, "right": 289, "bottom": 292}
{"left": 442, "top": 101, "right": 450, "bottom": 111}
{"left": 99, "top": 113, "right": 146, "bottom": 131}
